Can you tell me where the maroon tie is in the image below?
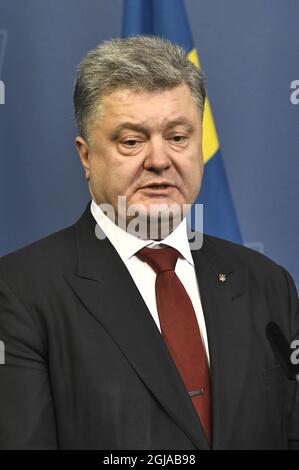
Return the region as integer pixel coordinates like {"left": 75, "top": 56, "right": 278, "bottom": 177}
{"left": 137, "top": 246, "right": 212, "bottom": 444}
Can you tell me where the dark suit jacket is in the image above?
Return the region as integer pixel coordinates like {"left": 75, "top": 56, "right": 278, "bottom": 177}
{"left": 0, "top": 203, "right": 298, "bottom": 450}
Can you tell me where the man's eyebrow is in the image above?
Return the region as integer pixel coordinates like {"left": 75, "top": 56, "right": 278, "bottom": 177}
{"left": 109, "top": 117, "right": 195, "bottom": 141}
{"left": 109, "top": 123, "right": 149, "bottom": 141}
{"left": 164, "top": 117, "right": 195, "bottom": 132}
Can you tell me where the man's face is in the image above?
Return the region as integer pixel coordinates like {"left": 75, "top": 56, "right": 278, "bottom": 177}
{"left": 76, "top": 83, "right": 204, "bottom": 231}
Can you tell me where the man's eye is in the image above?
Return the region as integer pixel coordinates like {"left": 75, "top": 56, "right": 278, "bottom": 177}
{"left": 122, "top": 139, "right": 139, "bottom": 147}
{"left": 170, "top": 135, "right": 187, "bottom": 143}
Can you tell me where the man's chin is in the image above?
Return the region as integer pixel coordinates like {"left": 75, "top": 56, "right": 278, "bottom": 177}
{"left": 98, "top": 195, "right": 192, "bottom": 240}
{"left": 121, "top": 200, "right": 189, "bottom": 240}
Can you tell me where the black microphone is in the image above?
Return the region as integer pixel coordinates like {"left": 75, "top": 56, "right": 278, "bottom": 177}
{"left": 266, "top": 321, "right": 299, "bottom": 382}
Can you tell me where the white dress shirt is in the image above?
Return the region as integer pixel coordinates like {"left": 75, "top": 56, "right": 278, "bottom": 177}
{"left": 90, "top": 200, "right": 210, "bottom": 363}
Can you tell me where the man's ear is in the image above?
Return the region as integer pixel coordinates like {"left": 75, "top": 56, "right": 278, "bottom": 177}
{"left": 75, "top": 136, "right": 90, "bottom": 180}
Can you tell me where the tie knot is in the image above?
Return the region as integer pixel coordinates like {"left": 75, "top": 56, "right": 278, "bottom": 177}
{"left": 137, "top": 246, "right": 180, "bottom": 274}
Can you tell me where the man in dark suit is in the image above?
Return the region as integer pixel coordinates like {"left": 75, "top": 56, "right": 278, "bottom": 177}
{"left": 0, "top": 36, "right": 298, "bottom": 450}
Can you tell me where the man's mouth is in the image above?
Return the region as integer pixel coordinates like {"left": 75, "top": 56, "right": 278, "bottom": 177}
{"left": 141, "top": 182, "right": 175, "bottom": 190}
{"left": 147, "top": 184, "right": 169, "bottom": 189}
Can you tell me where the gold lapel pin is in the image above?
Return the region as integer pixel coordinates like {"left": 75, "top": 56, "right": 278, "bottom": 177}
{"left": 219, "top": 273, "right": 226, "bottom": 283}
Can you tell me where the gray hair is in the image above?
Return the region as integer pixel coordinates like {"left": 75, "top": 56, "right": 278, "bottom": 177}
{"left": 74, "top": 36, "right": 206, "bottom": 140}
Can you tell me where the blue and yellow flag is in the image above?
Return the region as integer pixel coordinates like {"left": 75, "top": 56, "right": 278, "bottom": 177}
{"left": 122, "top": 0, "right": 242, "bottom": 243}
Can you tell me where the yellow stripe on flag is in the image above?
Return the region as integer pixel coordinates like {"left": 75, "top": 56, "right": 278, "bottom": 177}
{"left": 187, "top": 48, "right": 219, "bottom": 163}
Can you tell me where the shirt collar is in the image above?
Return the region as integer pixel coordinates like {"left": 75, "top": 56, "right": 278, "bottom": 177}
{"left": 90, "top": 200, "right": 194, "bottom": 266}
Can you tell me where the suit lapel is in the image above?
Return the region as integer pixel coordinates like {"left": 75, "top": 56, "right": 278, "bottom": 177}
{"left": 64, "top": 206, "right": 209, "bottom": 450}
{"left": 192, "top": 239, "right": 251, "bottom": 449}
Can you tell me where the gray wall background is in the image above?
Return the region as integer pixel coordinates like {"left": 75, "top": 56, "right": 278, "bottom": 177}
{"left": 0, "top": 0, "right": 298, "bottom": 286}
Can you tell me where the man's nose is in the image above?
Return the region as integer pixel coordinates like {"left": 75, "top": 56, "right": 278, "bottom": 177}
{"left": 143, "top": 139, "right": 172, "bottom": 172}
